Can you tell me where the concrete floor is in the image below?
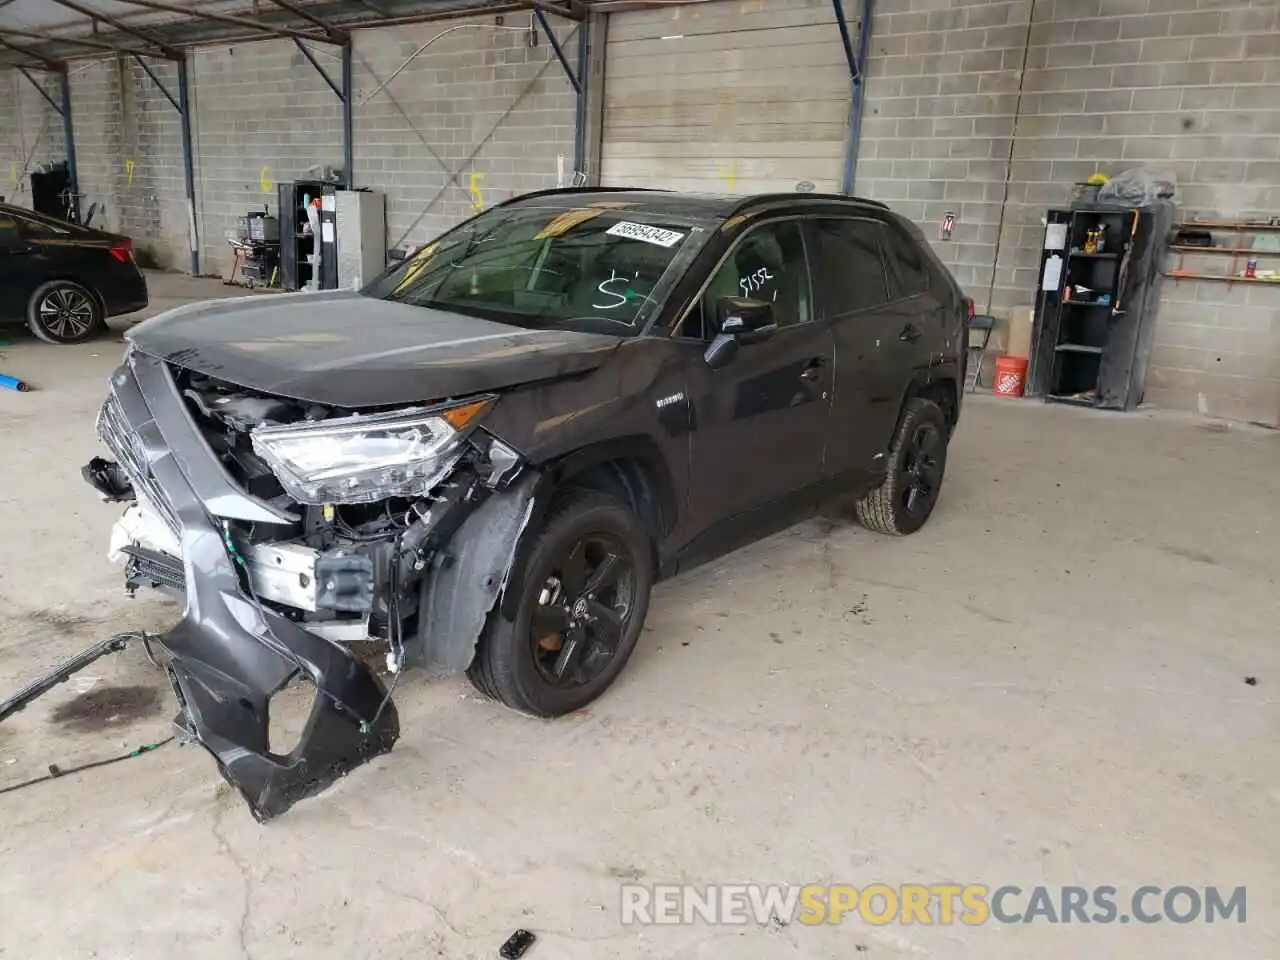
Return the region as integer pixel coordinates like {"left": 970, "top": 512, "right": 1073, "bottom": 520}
{"left": 0, "top": 273, "right": 1276, "bottom": 959}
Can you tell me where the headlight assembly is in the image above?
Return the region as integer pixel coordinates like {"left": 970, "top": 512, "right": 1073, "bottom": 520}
{"left": 251, "top": 398, "right": 492, "bottom": 505}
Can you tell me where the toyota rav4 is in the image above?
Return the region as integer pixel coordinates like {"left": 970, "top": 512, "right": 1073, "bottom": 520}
{"left": 84, "top": 188, "right": 969, "bottom": 819}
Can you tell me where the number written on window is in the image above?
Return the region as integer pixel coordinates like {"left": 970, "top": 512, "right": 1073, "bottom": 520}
{"left": 739, "top": 267, "right": 774, "bottom": 298}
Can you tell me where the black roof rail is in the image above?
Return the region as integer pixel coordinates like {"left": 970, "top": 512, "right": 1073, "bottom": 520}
{"left": 725, "top": 192, "right": 891, "bottom": 217}
{"left": 495, "top": 186, "right": 666, "bottom": 208}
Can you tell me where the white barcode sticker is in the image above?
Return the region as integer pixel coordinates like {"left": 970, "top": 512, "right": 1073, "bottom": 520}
{"left": 606, "top": 221, "right": 685, "bottom": 248}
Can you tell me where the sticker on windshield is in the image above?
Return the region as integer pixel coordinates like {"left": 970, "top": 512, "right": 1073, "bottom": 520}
{"left": 606, "top": 221, "right": 685, "bottom": 248}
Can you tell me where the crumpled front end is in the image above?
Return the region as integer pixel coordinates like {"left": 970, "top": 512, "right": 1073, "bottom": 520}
{"left": 88, "top": 351, "right": 399, "bottom": 821}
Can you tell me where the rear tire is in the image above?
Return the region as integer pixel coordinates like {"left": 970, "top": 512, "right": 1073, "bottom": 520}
{"left": 467, "top": 490, "right": 653, "bottom": 717}
{"left": 27, "top": 280, "right": 105, "bottom": 345}
{"left": 855, "top": 397, "right": 949, "bottom": 536}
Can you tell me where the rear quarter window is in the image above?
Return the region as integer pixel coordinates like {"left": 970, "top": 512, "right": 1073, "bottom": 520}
{"left": 881, "top": 225, "right": 930, "bottom": 299}
{"left": 18, "top": 217, "right": 70, "bottom": 238}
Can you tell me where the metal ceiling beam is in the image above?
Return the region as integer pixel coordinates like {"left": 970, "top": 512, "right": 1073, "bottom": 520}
{"left": 0, "top": 25, "right": 152, "bottom": 55}
{"left": 130, "top": 51, "right": 179, "bottom": 109}
{"left": 17, "top": 65, "right": 65, "bottom": 112}
{"left": 261, "top": 0, "right": 347, "bottom": 43}
{"left": 532, "top": 0, "right": 584, "bottom": 20}
{"left": 49, "top": 0, "right": 183, "bottom": 60}
{"left": 292, "top": 36, "right": 341, "bottom": 98}
{"left": 0, "top": 36, "right": 62, "bottom": 68}
{"left": 109, "top": 0, "right": 330, "bottom": 43}
{"left": 533, "top": 7, "right": 581, "bottom": 95}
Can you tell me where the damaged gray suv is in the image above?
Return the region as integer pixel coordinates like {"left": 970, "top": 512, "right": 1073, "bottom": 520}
{"left": 85, "top": 188, "right": 968, "bottom": 819}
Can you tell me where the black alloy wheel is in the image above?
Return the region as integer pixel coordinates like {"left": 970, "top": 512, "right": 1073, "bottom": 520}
{"left": 898, "top": 420, "right": 945, "bottom": 517}
{"left": 529, "top": 533, "right": 636, "bottom": 687}
{"left": 854, "top": 397, "right": 950, "bottom": 536}
{"left": 467, "top": 490, "right": 653, "bottom": 717}
{"left": 28, "top": 280, "right": 104, "bottom": 345}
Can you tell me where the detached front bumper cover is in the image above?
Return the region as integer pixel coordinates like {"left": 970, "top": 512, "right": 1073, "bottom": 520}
{"left": 91, "top": 351, "right": 398, "bottom": 821}
{"left": 153, "top": 609, "right": 398, "bottom": 822}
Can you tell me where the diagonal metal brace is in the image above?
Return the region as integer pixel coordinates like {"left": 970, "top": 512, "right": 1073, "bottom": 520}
{"left": 0, "top": 632, "right": 153, "bottom": 724}
{"left": 293, "top": 37, "right": 343, "bottom": 100}
{"left": 533, "top": 7, "right": 583, "bottom": 96}
{"left": 17, "top": 65, "right": 65, "bottom": 115}
{"left": 832, "top": 0, "right": 861, "bottom": 83}
{"left": 131, "top": 53, "right": 180, "bottom": 111}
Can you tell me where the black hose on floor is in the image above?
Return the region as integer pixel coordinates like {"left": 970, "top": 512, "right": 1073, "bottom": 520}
{"left": 0, "top": 736, "right": 175, "bottom": 797}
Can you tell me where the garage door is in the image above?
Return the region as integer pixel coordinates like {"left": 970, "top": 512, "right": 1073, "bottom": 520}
{"left": 600, "top": 0, "right": 852, "bottom": 194}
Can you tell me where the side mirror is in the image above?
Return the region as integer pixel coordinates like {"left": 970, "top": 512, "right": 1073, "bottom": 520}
{"left": 704, "top": 298, "right": 777, "bottom": 369}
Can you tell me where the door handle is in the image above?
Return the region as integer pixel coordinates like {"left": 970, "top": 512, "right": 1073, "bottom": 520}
{"left": 899, "top": 324, "right": 922, "bottom": 343}
{"left": 799, "top": 357, "right": 826, "bottom": 381}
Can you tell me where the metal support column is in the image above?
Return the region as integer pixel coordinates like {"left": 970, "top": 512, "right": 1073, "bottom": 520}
{"left": 57, "top": 66, "right": 79, "bottom": 221}
{"left": 177, "top": 57, "right": 199, "bottom": 275}
{"left": 292, "top": 37, "right": 354, "bottom": 187}
{"left": 341, "top": 40, "right": 354, "bottom": 187}
{"left": 833, "top": 0, "right": 874, "bottom": 196}
{"left": 573, "top": 21, "right": 588, "bottom": 177}
{"left": 533, "top": 6, "right": 588, "bottom": 180}
{"left": 130, "top": 52, "right": 199, "bottom": 274}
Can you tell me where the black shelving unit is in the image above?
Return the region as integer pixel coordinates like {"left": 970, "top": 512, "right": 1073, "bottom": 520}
{"left": 1027, "top": 200, "right": 1176, "bottom": 411}
{"left": 278, "top": 180, "right": 336, "bottom": 291}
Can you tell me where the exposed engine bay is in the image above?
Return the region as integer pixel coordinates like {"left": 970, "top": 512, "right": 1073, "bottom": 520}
{"left": 83, "top": 351, "right": 537, "bottom": 820}
{"left": 115, "top": 368, "right": 530, "bottom": 660}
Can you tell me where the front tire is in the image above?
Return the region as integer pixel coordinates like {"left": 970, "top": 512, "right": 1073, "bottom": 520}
{"left": 855, "top": 397, "right": 949, "bottom": 536}
{"left": 27, "top": 280, "right": 105, "bottom": 344}
{"left": 467, "top": 490, "right": 653, "bottom": 717}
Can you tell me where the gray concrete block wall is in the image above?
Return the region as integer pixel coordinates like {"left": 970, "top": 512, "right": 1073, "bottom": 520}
{"left": 353, "top": 17, "right": 578, "bottom": 253}
{"left": 861, "top": 0, "right": 1278, "bottom": 425}
{"left": 859, "top": 0, "right": 1033, "bottom": 298}
{"left": 0, "top": 71, "right": 19, "bottom": 203}
{"left": 67, "top": 60, "right": 124, "bottom": 246}
{"left": 1, "top": 68, "right": 67, "bottom": 209}
{"left": 993, "top": 0, "right": 1280, "bottom": 424}
{"left": 2, "top": 13, "right": 577, "bottom": 275}
{"left": 112, "top": 59, "right": 189, "bottom": 270}
{"left": 191, "top": 38, "right": 344, "bottom": 273}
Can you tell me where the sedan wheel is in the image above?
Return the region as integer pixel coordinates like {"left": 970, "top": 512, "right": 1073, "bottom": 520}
{"left": 27, "top": 281, "right": 104, "bottom": 345}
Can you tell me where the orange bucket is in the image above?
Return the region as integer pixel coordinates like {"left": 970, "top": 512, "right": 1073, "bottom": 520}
{"left": 993, "top": 355, "right": 1028, "bottom": 397}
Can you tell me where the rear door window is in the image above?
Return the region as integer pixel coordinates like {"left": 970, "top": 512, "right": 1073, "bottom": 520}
{"left": 813, "top": 218, "right": 891, "bottom": 316}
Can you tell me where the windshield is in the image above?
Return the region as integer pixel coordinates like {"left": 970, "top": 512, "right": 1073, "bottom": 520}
{"left": 362, "top": 205, "right": 711, "bottom": 336}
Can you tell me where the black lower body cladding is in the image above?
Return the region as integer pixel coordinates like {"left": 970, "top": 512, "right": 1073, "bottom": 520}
{"left": 91, "top": 351, "right": 398, "bottom": 820}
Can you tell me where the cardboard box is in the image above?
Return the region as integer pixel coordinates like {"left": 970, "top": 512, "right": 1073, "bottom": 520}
{"left": 1006, "top": 305, "right": 1035, "bottom": 359}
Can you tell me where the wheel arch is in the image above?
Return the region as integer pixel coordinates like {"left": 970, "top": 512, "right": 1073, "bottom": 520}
{"left": 895, "top": 366, "right": 960, "bottom": 437}
{"left": 496, "top": 435, "right": 678, "bottom": 621}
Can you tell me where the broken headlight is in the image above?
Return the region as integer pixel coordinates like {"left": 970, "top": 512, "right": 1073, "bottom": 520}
{"left": 250, "top": 399, "right": 491, "bottom": 505}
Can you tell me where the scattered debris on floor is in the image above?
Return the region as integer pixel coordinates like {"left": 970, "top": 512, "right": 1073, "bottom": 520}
{"left": 498, "top": 929, "right": 536, "bottom": 959}
{"left": 1244, "top": 676, "right": 1258, "bottom": 686}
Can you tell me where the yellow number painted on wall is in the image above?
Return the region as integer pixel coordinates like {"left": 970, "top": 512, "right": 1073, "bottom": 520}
{"left": 468, "top": 172, "right": 485, "bottom": 211}
{"left": 259, "top": 166, "right": 273, "bottom": 194}
{"left": 124, "top": 159, "right": 136, "bottom": 188}
{"left": 717, "top": 160, "right": 737, "bottom": 191}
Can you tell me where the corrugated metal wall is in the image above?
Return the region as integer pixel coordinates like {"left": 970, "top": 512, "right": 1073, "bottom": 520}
{"left": 600, "top": 0, "right": 851, "bottom": 194}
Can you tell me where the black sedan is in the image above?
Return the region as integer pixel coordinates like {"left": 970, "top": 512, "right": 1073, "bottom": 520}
{"left": 0, "top": 203, "right": 149, "bottom": 344}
